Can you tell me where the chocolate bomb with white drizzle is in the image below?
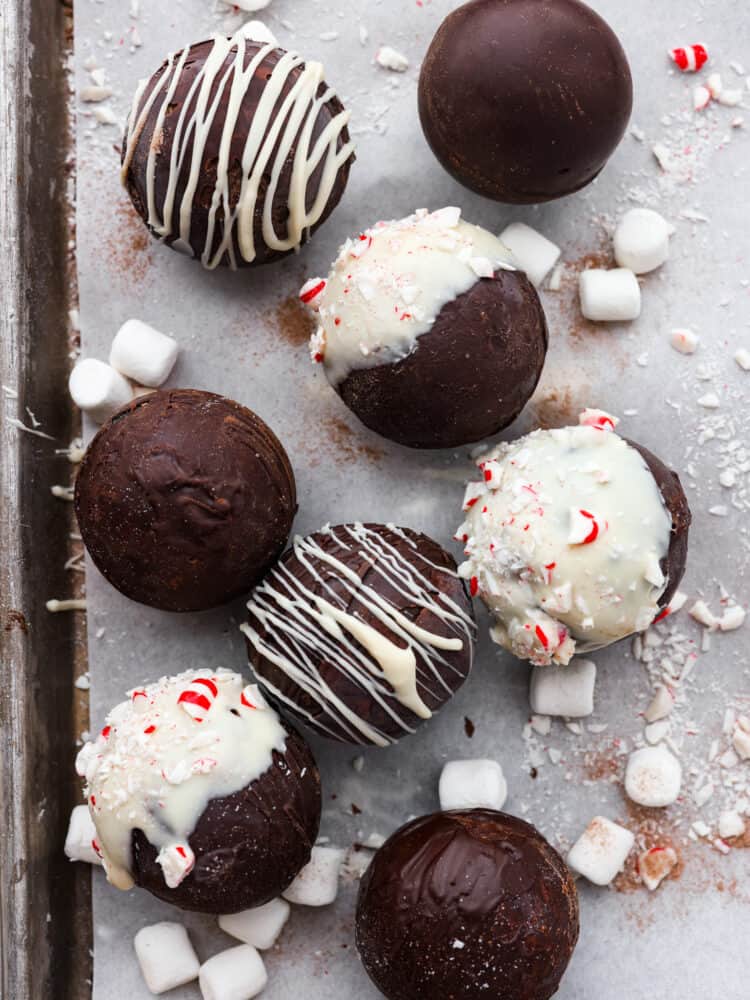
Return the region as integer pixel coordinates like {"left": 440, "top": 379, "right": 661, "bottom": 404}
{"left": 76, "top": 668, "right": 321, "bottom": 913}
{"left": 242, "top": 523, "right": 477, "bottom": 746}
{"left": 303, "top": 207, "right": 548, "bottom": 449}
{"left": 121, "top": 27, "right": 355, "bottom": 269}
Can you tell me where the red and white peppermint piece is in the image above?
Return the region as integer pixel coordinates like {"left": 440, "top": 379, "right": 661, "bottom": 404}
{"left": 670, "top": 328, "right": 699, "bottom": 354}
{"left": 462, "top": 481, "right": 487, "bottom": 511}
{"left": 638, "top": 845, "right": 678, "bottom": 890}
{"left": 568, "top": 508, "right": 601, "bottom": 545}
{"left": 299, "top": 277, "right": 326, "bottom": 310}
{"left": 693, "top": 85, "right": 711, "bottom": 111}
{"left": 481, "top": 460, "right": 502, "bottom": 488}
{"left": 349, "top": 234, "right": 373, "bottom": 259}
{"left": 669, "top": 44, "right": 708, "bottom": 72}
{"left": 156, "top": 842, "right": 196, "bottom": 889}
{"left": 310, "top": 326, "right": 326, "bottom": 364}
{"left": 177, "top": 676, "right": 218, "bottom": 723}
{"left": 578, "top": 408, "right": 619, "bottom": 431}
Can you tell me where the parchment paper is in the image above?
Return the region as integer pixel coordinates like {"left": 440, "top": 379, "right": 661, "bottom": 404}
{"left": 73, "top": 0, "right": 750, "bottom": 996}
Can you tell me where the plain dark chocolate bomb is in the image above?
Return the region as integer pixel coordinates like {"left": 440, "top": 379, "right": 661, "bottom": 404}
{"left": 418, "top": 0, "right": 633, "bottom": 203}
{"left": 122, "top": 37, "right": 354, "bottom": 268}
{"left": 133, "top": 725, "right": 321, "bottom": 913}
{"left": 356, "top": 810, "right": 580, "bottom": 1000}
{"left": 339, "top": 269, "right": 548, "bottom": 449}
{"left": 245, "top": 524, "right": 477, "bottom": 745}
{"left": 631, "top": 441, "right": 691, "bottom": 609}
{"left": 75, "top": 389, "right": 297, "bottom": 612}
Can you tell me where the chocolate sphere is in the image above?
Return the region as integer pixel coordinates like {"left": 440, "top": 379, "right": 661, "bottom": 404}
{"left": 356, "top": 810, "right": 580, "bottom": 1000}
{"left": 75, "top": 389, "right": 297, "bottom": 612}
{"left": 418, "top": 0, "right": 633, "bottom": 203}
{"left": 244, "top": 523, "right": 477, "bottom": 746}
{"left": 306, "top": 208, "right": 548, "bottom": 449}
{"left": 76, "top": 669, "right": 321, "bottom": 914}
{"left": 121, "top": 31, "right": 355, "bottom": 269}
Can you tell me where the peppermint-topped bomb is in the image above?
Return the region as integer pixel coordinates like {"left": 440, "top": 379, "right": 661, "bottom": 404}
{"left": 75, "top": 389, "right": 296, "bottom": 612}
{"left": 303, "top": 207, "right": 548, "bottom": 448}
{"left": 418, "top": 0, "right": 633, "bottom": 203}
{"left": 356, "top": 810, "right": 580, "bottom": 1000}
{"left": 76, "top": 668, "right": 321, "bottom": 913}
{"left": 456, "top": 412, "right": 691, "bottom": 666}
{"left": 121, "top": 28, "right": 354, "bottom": 269}
{"left": 242, "top": 523, "right": 476, "bottom": 746}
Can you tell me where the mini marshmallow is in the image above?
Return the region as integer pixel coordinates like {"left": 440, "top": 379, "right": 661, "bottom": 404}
{"left": 218, "top": 898, "right": 290, "bottom": 950}
{"left": 718, "top": 810, "right": 746, "bottom": 839}
{"left": 133, "top": 922, "right": 200, "bottom": 995}
{"left": 497, "top": 222, "right": 561, "bottom": 288}
{"left": 109, "top": 319, "right": 178, "bottom": 387}
{"left": 670, "top": 328, "right": 699, "bottom": 354}
{"left": 282, "top": 846, "right": 344, "bottom": 906}
{"left": 567, "top": 816, "right": 635, "bottom": 886}
{"left": 375, "top": 46, "right": 409, "bottom": 72}
{"left": 439, "top": 759, "right": 508, "bottom": 812}
{"left": 579, "top": 268, "right": 641, "bottom": 322}
{"left": 69, "top": 358, "right": 133, "bottom": 424}
{"left": 638, "top": 846, "right": 678, "bottom": 891}
{"left": 613, "top": 209, "right": 675, "bottom": 274}
{"left": 529, "top": 658, "right": 596, "bottom": 718}
{"left": 199, "top": 945, "right": 267, "bottom": 1000}
{"left": 624, "top": 745, "right": 682, "bottom": 807}
{"left": 64, "top": 804, "right": 101, "bottom": 865}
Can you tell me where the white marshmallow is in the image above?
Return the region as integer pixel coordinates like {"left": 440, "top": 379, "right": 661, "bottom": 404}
{"left": 624, "top": 745, "right": 682, "bottom": 807}
{"left": 644, "top": 684, "right": 674, "bottom": 723}
{"left": 670, "top": 328, "right": 699, "bottom": 354}
{"left": 567, "top": 816, "right": 635, "bottom": 886}
{"left": 133, "top": 923, "right": 200, "bottom": 995}
{"left": 718, "top": 810, "right": 746, "bottom": 839}
{"left": 438, "top": 759, "right": 508, "bottom": 811}
{"left": 638, "top": 846, "right": 678, "bottom": 891}
{"left": 68, "top": 358, "right": 133, "bottom": 424}
{"left": 199, "top": 945, "right": 267, "bottom": 1000}
{"left": 218, "top": 898, "right": 290, "bottom": 950}
{"left": 109, "top": 319, "right": 178, "bottom": 387}
{"left": 613, "top": 209, "right": 674, "bottom": 274}
{"left": 64, "top": 804, "right": 101, "bottom": 865}
{"left": 734, "top": 347, "right": 750, "bottom": 370}
{"left": 497, "top": 222, "right": 561, "bottom": 288}
{"left": 529, "top": 658, "right": 596, "bottom": 718}
{"left": 579, "top": 268, "right": 641, "bottom": 322}
{"left": 282, "top": 846, "right": 344, "bottom": 906}
{"left": 240, "top": 21, "right": 278, "bottom": 46}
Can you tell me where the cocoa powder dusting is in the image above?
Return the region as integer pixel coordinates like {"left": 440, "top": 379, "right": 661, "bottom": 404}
{"left": 104, "top": 195, "right": 153, "bottom": 284}
{"left": 274, "top": 293, "right": 316, "bottom": 348}
{"left": 322, "top": 415, "right": 385, "bottom": 464}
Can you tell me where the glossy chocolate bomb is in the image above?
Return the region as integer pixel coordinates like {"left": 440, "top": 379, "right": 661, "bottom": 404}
{"left": 418, "top": 0, "right": 633, "bottom": 203}
{"left": 76, "top": 669, "right": 321, "bottom": 914}
{"left": 121, "top": 30, "right": 354, "bottom": 269}
{"left": 75, "top": 389, "right": 297, "bottom": 612}
{"left": 244, "top": 523, "right": 477, "bottom": 746}
{"left": 306, "top": 208, "right": 548, "bottom": 449}
{"left": 356, "top": 810, "right": 580, "bottom": 1000}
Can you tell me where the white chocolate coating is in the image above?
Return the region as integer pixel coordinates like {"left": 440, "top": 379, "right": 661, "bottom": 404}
{"left": 308, "top": 207, "right": 515, "bottom": 385}
{"left": 242, "top": 523, "right": 476, "bottom": 746}
{"left": 76, "top": 669, "right": 286, "bottom": 890}
{"left": 456, "top": 424, "right": 672, "bottom": 666}
{"left": 121, "top": 31, "right": 353, "bottom": 270}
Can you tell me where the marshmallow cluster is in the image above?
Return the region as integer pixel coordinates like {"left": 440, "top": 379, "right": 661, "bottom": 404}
{"left": 69, "top": 318, "right": 178, "bottom": 424}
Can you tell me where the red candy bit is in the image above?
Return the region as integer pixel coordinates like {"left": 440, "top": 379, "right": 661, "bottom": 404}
{"left": 131, "top": 689, "right": 147, "bottom": 701}
{"left": 543, "top": 562, "right": 556, "bottom": 585}
{"left": 669, "top": 44, "right": 708, "bottom": 72}
{"left": 299, "top": 277, "right": 326, "bottom": 306}
{"left": 176, "top": 846, "right": 187, "bottom": 859}
{"left": 240, "top": 688, "right": 257, "bottom": 710}
{"left": 313, "top": 352, "right": 324, "bottom": 363}
{"left": 91, "top": 838, "right": 102, "bottom": 858}
{"left": 143, "top": 725, "right": 156, "bottom": 735}
{"left": 178, "top": 676, "right": 219, "bottom": 722}
{"left": 90, "top": 794, "right": 96, "bottom": 807}
{"left": 469, "top": 576, "right": 479, "bottom": 597}
{"left": 192, "top": 677, "right": 218, "bottom": 698}
{"left": 652, "top": 606, "right": 671, "bottom": 623}
{"left": 482, "top": 460, "right": 502, "bottom": 487}
{"left": 578, "top": 408, "right": 619, "bottom": 432}
{"left": 568, "top": 508, "right": 601, "bottom": 545}
{"left": 100, "top": 725, "right": 111, "bottom": 740}
{"left": 535, "top": 625, "right": 549, "bottom": 649}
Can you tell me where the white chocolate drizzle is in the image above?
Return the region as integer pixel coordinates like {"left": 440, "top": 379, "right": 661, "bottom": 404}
{"left": 76, "top": 669, "right": 286, "bottom": 890}
{"left": 456, "top": 423, "right": 673, "bottom": 667}
{"left": 241, "top": 523, "right": 476, "bottom": 746}
{"left": 121, "top": 29, "right": 354, "bottom": 269}
{"left": 305, "top": 207, "right": 516, "bottom": 384}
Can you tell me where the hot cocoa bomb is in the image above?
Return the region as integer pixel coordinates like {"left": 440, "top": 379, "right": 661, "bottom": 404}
{"left": 75, "top": 389, "right": 296, "bottom": 612}
{"left": 303, "top": 207, "right": 548, "bottom": 448}
{"left": 456, "top": 412, "right": 691, "bottom": 667}
{"left": 75, "top": 669, "right": 321, "bottom": 914}
{"left": 418, "top": 0, "right": 633, "bottom": 203}
{"left": 356, "top": 810, "right": 580, "bottom": 1000}
{"left": 121, "top": 28, "right": 354, "bottom": 269}
{"left": 243, "top": 523, "right": 477, "bottom": 746}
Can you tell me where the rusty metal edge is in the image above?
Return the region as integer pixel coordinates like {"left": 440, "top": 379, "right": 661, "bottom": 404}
{"left": 0, "top": 0, "right": 92, "bottom": 996}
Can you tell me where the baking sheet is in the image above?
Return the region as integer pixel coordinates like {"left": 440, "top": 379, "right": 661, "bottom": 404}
{"left": 73, "top": 0, "right": 750, "bottom": 996}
